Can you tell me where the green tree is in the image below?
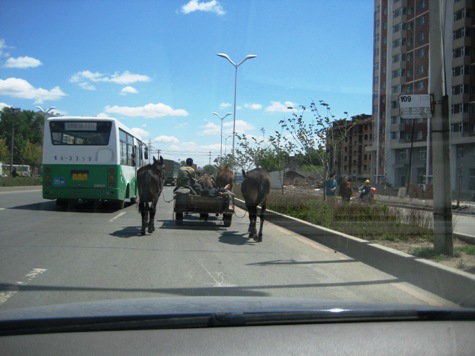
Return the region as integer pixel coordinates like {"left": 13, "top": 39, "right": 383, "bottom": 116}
{"left": 0, "top": 107, "right": 43, "bottom": 165}
{"left": 270, "top": 100, "right": 354, "bottom": 198}
{"left": 202, "top": 165, "right": 218, "bottom": 176}
{"left": 235, "top": 130, "right": 267, "bottom": 170}
{"left": 0, "top": 138, "right": 10, "bottom": 162}
{"left": 21, "top": 140, "right": 42, "bottom": 169}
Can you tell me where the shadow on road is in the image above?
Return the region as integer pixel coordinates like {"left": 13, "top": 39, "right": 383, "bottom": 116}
{"left": 9, "top": 200, "right": 133, "bottom": 214}
{"left": 218, "top": 230, "right": 253, "bottom": 246}
{"left": 110, "top": 226, "right": 143, "bottom": 238}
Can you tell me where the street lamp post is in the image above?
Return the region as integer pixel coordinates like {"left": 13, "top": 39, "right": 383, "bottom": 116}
{"left": 9, "top": 108, "right": 20, "bottom": 177}
{"left": 216, "top": 53, "right": 256, "bottom": 158}
{"left": 212, "top": 112, "right": 232, "bottom": 157}
{"left": 36, "top": 106, "right": 56, "bottom": 122}
{"left": 224, "top": 135, "right": 232, "bottom": 156}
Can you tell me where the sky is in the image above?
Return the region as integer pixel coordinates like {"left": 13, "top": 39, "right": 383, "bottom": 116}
{"left": 0, "top": 0, "right": 374, "bottom": 168}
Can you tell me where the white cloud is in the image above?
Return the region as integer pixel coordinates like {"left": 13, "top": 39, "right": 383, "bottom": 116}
{"left": 0, "top": 38, "right": 10, "bottom": 57}
{"left": 233, "top": 119, "right": 255, "bottom": 134}
{"left": 3, "top": 56, "right": 42, "bottom": 69}
{"left": 0, "top": 102, "right": 10, "bottom": 109}
{"left": 0, "top": 77, "right": 66, "bottom": 104}
{"left": 130, "top": 127, "right": 149, "bottom": 139}
{"left": 154, "top": 135, "right": 180, "bottom": 144}
{"left": 120, "top": 86, "right": 138, "bottom": 95}
{"left": 219, "top": 102, "right": 231, "bottom": 109}
{"left": 200, "top": 121, "right": 220, "bottom": 136}
{"left": 265, "top": 101, "right": 296, "bottom": 113}
{"left": 104, "top": 103, "right": 189, "bottom": 119}
{"left": 181, "top": 0, "right": 225, "bottom": 15}
{"left": 70, "top": 70, "right": 150, "bottom": 90}
{"left": 244, "top": 103, "right": 262, "bottom": 110}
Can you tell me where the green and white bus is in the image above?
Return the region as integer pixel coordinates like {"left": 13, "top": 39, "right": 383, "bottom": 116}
{"left": 42, "top": 116, "right": 149, "bottom": 208}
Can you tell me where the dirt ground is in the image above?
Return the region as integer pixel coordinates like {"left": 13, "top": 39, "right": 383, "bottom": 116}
{"left": 374, "top": 238, "right": 475, "bottom": 275}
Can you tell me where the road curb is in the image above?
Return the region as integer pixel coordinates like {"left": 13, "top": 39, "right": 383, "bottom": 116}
{"left": 234, "top": 199, "right": 475, "bottom": 307}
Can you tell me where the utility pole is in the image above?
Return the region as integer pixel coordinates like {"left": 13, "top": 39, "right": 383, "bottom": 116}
{"left": 148, "top": 139, "right": 152, "bottom": 164}
{"left": 429, "top": 1, "right": 453, "bottom": 256}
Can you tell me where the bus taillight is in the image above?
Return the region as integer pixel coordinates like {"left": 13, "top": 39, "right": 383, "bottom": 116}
{"left": 45, "top": 167, "right": 52, "bottom": 173}
{"left": 107, "top": 167, "right": 115, "bottom": 187}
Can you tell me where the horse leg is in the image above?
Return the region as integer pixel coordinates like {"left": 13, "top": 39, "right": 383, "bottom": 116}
{"left": 148, "top": 200, "right": 157, "bottom": 233}
{"left": 256, "top": 201, "right": 267, "bottom": 242}
{"left": 140, "top": 202, "right": 148, "bottom": 235}
{"left": 247, "top": 205, "right": 258, "bottom": 240}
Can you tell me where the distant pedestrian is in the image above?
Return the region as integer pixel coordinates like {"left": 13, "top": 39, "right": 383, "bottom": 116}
{"left": 326, "top": 173, "right": 337, "bottom": 203}
{"left": 339, "top": 176, "right": 353, "bottom": 203}
{"left": 11, "top": 167, "right": 18, "bottom": 178}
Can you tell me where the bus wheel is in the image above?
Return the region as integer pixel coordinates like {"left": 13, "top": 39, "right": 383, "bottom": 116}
{"left": 116, "top": 200, "right": 125, "bottom": 209}
{"left": 130, "top": 197, "right": 137, "bottom": 204}
{"left": 175, "top": 212, "right": 184, "bottom": 225}
{"left": 56, "top": 199, "right": 67, "bottom": 209}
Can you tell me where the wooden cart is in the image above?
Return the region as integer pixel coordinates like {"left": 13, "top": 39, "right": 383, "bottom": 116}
{"left": 173, "top": 188, "right": 234, "bottom": 226}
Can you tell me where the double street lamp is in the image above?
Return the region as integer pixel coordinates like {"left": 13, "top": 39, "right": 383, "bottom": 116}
{"left": 216, "top": 53, "right": 256, "bottom": 158}
{"left": 212, "top": 111, "right": 232, "bottom": 157}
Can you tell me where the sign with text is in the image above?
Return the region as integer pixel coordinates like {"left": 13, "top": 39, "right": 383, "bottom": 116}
{"left": 399, "top": 94, "right": 431, "bottom": 119}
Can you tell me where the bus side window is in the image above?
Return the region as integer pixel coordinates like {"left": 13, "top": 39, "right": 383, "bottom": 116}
{"left": 131, "top": 146, "right": 136, "bottom": 166}
{"left": 144, "top": 146, "right": 149, "bottom": 160}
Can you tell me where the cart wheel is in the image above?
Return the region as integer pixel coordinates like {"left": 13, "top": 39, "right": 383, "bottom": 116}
{"left": 175, "top": 212, "right": 184, "bottom": 225}
{"left": 223, "top": 213, "right": 232, "bottom": 227}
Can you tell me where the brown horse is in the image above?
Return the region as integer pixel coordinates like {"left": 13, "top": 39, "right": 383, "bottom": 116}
{"left": 216, "top": 166, "right": 234, "bottom": 190}
{"left": 197, "top": 173, "right": 215, "bottom": 190}
{"left": 241, "top": 168, "right": 271, "bottom": 242}
{"left": 137, "top": 156, "right": 164, "bottom": 235}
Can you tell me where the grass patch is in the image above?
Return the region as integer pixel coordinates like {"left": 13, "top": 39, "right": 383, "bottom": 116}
{"left": 410, "top": 246, "right": 461, "bottom": 261}
{"left": 234, "top": 188, "right": 435, "bottom": 242}
{"left": 0, "top": 177, "right": 42, "bottom": 187}
{"left": 456, "top": 245, "right": 475, "bottom": 256}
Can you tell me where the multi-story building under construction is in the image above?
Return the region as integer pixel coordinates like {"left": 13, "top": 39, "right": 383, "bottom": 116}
{"left": 369, "top": 0, "right": 475, "bottom": 197}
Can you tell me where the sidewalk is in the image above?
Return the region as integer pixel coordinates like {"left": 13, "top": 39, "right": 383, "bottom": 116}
{"left": 375, "top": 194, "right": 475, "bottom": 215}
{"left": 375, "top": 194, "right": 475, "bottom": 245}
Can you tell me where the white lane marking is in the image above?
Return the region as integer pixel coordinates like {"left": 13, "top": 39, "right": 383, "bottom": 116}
{"left": 0, "top": 208, "right": 5, "bottom": 211}
{"left": 198, "top": 260, "right": 236, "bottom": 287}
{"left": 109, "top": 212, "right": 126, "bottom": 222}
{"left": 0, "top": 268, "right": 47, "bottom": 306}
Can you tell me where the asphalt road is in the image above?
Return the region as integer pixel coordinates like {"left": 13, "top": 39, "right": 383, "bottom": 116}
{"left": 0, "top": 187, "right": 456, "bottom": 310}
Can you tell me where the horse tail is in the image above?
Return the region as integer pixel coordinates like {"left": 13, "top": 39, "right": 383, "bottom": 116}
{"left": 139, "top": 170, "right": 153, "bottom": 202}
{"left": 242, "top": 169, "right": 246, "bottom": 178}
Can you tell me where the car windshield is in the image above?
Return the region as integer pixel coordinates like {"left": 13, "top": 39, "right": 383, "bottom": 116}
{"left": 1, "top": 0, "right": 475, "bottom": 322}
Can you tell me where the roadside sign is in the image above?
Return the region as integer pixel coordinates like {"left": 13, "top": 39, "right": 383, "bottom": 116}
{"left": 399, "top": 94, "right": 431, "bottom": 119}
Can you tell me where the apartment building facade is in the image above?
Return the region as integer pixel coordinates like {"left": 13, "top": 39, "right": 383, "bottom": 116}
{"left": 328, "top": 115, "right": 373, "bottom": 181}
{"left": 371, "top": 0, "right": 475, "bottom": 197}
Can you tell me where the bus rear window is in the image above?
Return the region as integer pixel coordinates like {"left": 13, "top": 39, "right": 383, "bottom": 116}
{"left": 50, "top": 121, "right": 112, "bottom": 145}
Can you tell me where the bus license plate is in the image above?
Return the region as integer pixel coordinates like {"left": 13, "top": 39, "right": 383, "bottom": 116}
{"left": 72, "top": 170, "right": 88, "bottom": 180}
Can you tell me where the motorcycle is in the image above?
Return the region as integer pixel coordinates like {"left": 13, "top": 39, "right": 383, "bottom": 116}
{"left": 358, "top": 186, "right": 377, "bottom": 204}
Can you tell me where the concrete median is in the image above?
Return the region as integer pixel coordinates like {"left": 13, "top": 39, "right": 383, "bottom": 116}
{"left": 234, "top": 199, "right": 475, "bottom": 307}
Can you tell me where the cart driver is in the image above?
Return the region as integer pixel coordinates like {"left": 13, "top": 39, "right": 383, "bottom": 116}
{"left": 177, "top": 158, "right": 201, "bottom": 193}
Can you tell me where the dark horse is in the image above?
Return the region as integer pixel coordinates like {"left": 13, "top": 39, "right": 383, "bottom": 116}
{"left": 216, "top": 166, "right": 234, "bottom": 190}
{"left": 241, "top": 168, "right": 271, "bottom": 242}
{"left": 137, "top": 156, "right": 165, "bottom": 235}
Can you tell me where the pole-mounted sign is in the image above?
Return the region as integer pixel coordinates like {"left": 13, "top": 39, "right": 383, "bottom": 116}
{"left": 398, "top": 94, "right": 431, "bottom": 119}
